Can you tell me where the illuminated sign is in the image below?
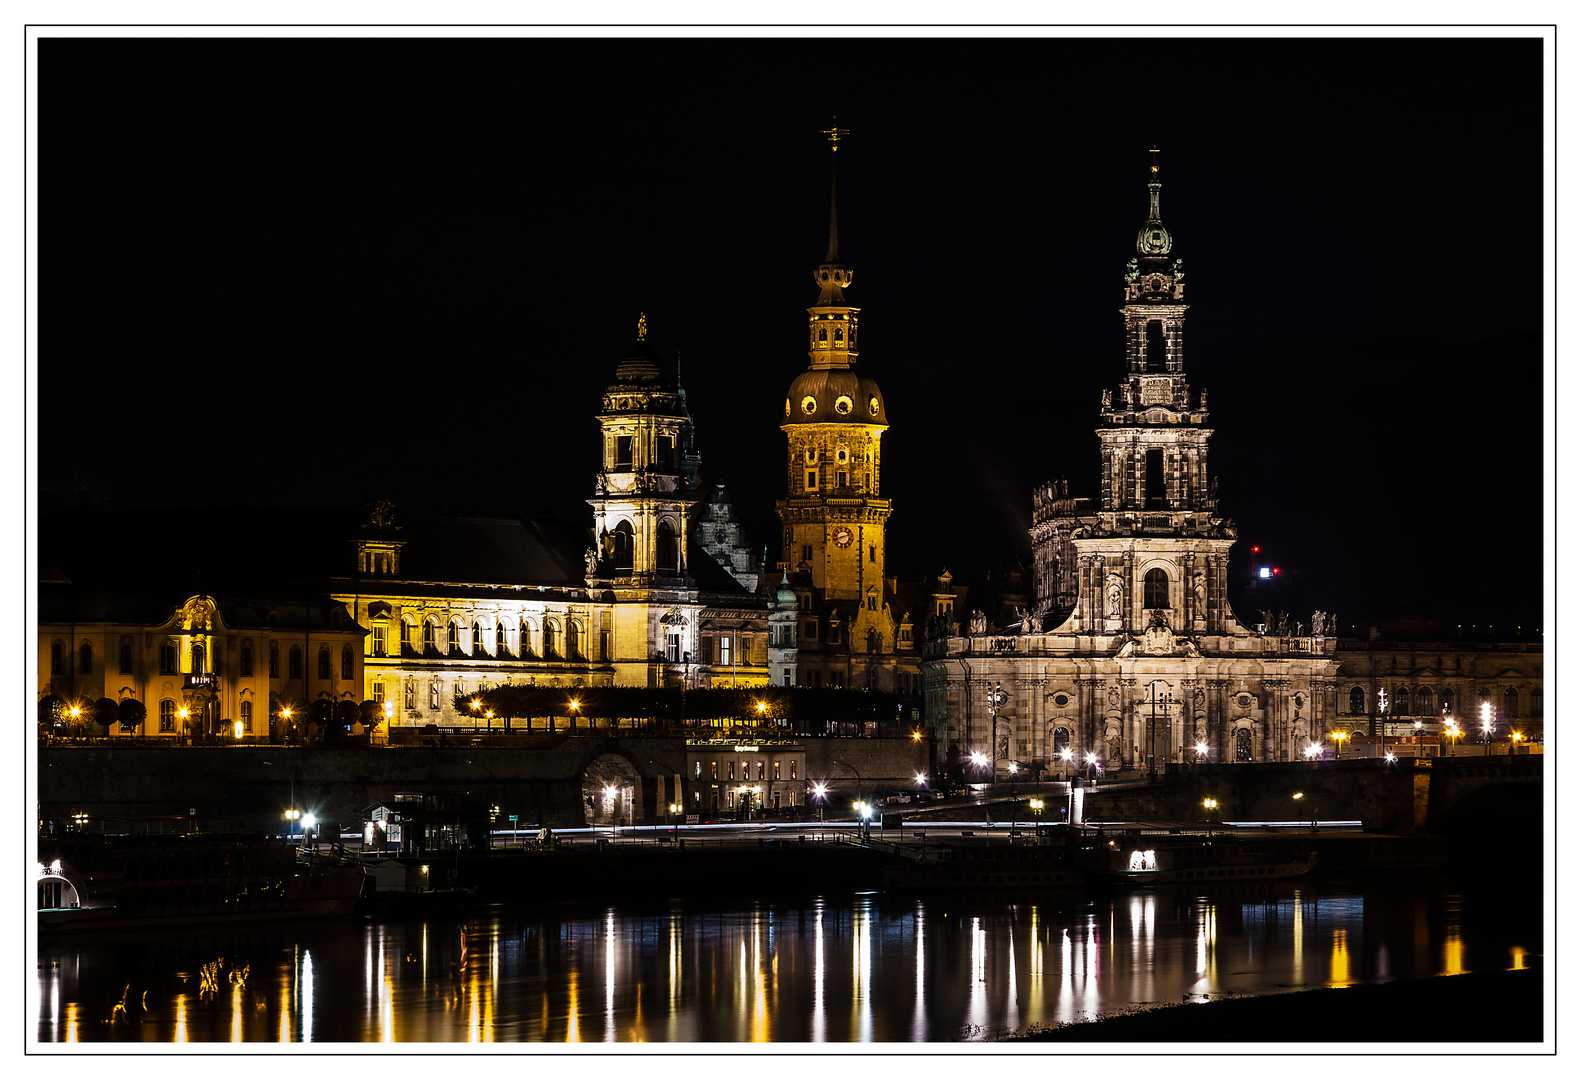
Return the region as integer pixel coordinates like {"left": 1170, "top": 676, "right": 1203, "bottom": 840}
{"left": 734, "top": 745, "right": 759, "bottom": 753}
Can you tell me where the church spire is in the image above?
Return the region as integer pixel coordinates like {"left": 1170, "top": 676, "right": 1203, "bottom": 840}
{"left": 1137, "top": 146, "right": 1172, "bottom": 256}
{"left": 813, "top": 120, "right": 852, "bottom": 309}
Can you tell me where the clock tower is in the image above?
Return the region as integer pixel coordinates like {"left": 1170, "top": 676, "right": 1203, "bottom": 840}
{"left": 777, "top": 127, "right": 895, "bottom": 665}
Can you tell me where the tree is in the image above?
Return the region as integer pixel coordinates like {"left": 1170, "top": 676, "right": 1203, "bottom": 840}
{"left": 118, "top": 697, "right": 146, "bottom": 734}
{"left": 38, "top": 694, "right": 64, "bottom": 738}
{"left": 334, "top": 699, "right": 359, "bottom": 735}
{"left": 309, "top": 698, "right": 335, "bottom": 740}
{"left": 92, "top": 697, "right": 119, "bottom": 739}
{"left": 358, "top": 699, "right": 382, "bottom": 731}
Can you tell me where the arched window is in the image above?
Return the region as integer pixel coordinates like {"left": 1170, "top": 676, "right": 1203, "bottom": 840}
{"left": 497, "top": 624, "right": 507, "bottom": 656}
{"left": 423, "top": 621, "right": 435, "bottom": 652}
{"left": 1394, "top": 686, "right": 1411, "bottom": 715}
{"left": 269, "top": 642, "right": 280, "bottom": 678}
{"left": 545, "top": 620, "right": 560, "bottom": 658}
{"left": 240, "top": 644, "right": 253, "bottom": 677}
{"left": 568, "top": 621, "right": 582, "bottom": 659}
{"left": 161, "top": 643, "right": 177, "bottom": 676}
{"left": 289, "top": 646, "right": 302, "bottom": 679}
{"left": 1052, "top": 726, "right": 1071, "bottom": 752}
{"left": 1349, "top": 686, "right": 1365, "bottom": 714}
{"left": 1234, "top": 728, "right": 1253, "bottom": 762}
{"left": 79, "top": 641, "right": 93, "bottom": 675}
{"left": 473, "top": 621, "right": 483, "bottom": 655}
{"left": 1532, "top": 686, "right": 1542, "bottom": 717}
{"left": 318, "top": 647, "right": 331, "bottom": 679}
{"left": 241, "top": 700, "right": 253, "bottom": 732}
{"left": 1503, "top": 687, "right": 1519, "bottom": 720}
{"left": 611, "top": 521, "right": 635, "bottom": 572}
{"left": 341, "top": 645, "right": 353, "bottom": 680}
{"left": 521, "top": 619, "right": 534, "bottom": 658}
{"left": 1416, "top": 687, "right": 1433, "bottom": 716}
{"left": 656, "top": 521, "right": 678, "bottom": 572}
{"left": 191, "top": 644, "right": 204, "bottom": 675}
{"left": 1144, "top": 568, "right": 1169, "bottom": 609}
{"left": 1441, "top": 688, "right": 1456, "bottom": 716}
{"left": 449, "top": 621, "right": 462, "bottom": 654}
{"left": 159, "top": 699, "right": 176, "bottom": 733}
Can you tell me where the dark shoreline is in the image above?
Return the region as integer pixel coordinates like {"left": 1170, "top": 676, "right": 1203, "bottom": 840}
{"left": 1010, "top": 967, "right": 1545, "bottom": 1043}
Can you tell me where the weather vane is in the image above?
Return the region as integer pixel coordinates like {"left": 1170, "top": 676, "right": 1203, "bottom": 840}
{"left": 821, "top": 118, "right": 850, "bottom": 152}
{"left": 637, "top": 312, "right": 647, "bottom": 341}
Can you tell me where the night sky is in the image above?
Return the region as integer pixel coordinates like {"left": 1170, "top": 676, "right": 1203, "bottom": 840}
{"left": 35, "top": 34, "right": 1546, "bottom": 634}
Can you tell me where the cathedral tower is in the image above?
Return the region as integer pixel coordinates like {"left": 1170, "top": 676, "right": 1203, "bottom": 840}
{"left": 777, "top": 129, "right": 893, "bottom": 648}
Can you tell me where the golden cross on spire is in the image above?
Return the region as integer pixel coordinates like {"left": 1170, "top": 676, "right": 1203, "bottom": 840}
{"left": 1150, "top": 146, "right": 1161, "bottom": 175}
{"left": 636, "top": 312, "right": 647, "bottom": 341}
{"left": 821, "top": 118, "right": 850, "bottom": 152}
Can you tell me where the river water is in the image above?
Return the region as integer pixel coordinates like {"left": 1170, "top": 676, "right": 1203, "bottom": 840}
{"left": 35, "top": 872, "right": 1542, "bottom": 1044}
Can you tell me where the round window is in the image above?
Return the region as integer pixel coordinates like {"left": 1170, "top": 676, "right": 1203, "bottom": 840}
{"left": 834, "top": 395, "right": 854, "bottom": 415}
{"left": 1237, "top": 694, "right": 1253, "bottom": 709}
{"left": 804, "top": 447, "right": 818, "bottom": 464}
{"left": 836, "top": 448, "right": 847, "bottom": 463}
{"left": 801, "top": 395, "right": 817, "bottom": 415}
{"left": 1054, "top": 694, "right": 1069, "bottom": 708}
{"left": 784, "top": 398, "right": 791, "bottom": 418}
{"left": 869, "top": 396, "right": 880, "bottom": 416}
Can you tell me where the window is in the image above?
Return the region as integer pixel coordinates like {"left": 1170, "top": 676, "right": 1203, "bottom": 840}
{"left": 473, "top": 621, "right": 484, "bottom": 654}
{"left": 694, "top": 761, "right": 702, "bottom": 778}
{"left": 666, "top": 633, "right": 681, "bottom": 662}
{"left": 404, "top": 681, "right": 415, "bottom": 709}
{"left": 837, "top": 470, "right": 848, "bottom": 488}
{"left": 869, "top": 545, "right": 876, "bottom": 563}
{"left": 806, "top": 470, "right": 818, "bottom": 491}
{"left": 657, "top": 521, "right": 678, "bottom": 571}
{"left": 372, "top": 626, "right": 386, "bottom": 657}
{"left": 449, "top": 621, "right": 461, "bottom": 654}
{"left": 1395, "top": 686, "right": 1411, "bottom": 715}
{"left": 162, "top": 644, "right": 178, "bottom": 676}
{"left": 240, "top": 644, "right": 253, "bottom": 676}
{"left": 496, "top": 624, "right": 506, "bottom": 656}
{"left": 866, "top": 596, "right": 877, "bottom": 611}
{"left": 600, "top": 630, "right": 610, "bottom": 660}
{"left": 1533, "top": 686, "right": 1542, "bottom": 717}
{"left": 720, "top": 636, "right": 732, "bottom": 666}
{"left": 521, "top": 619, "right": 535, "bottom": 658}
{"left": 51, "top": 642, "right": 62, "bottom": 675}
{"left": 657, "top": 434, "right": 673, "bottom": 470}
{"left": 1504, "top": 687, "right": 1519, "bottom": 720}
{"left": 1416, "top": 687, "right": 1433, "bottom": 716}
{"left": 1234, "top": 727, "right": 1253, "bottom": 762}
{"left": 372, "top": 681, "right": 384, "bottom": 705}
{"left": 120, "top": 639, "right": 134, "bottom": 674}
{"left": 79, "top": 642, "right": 93, "bottom": 675}
{"left": 757, "top": 761, "right": 765, "bottom": 780}
{"left": 318, "top": 648, "right": 331, "bottom": 679}
{"left": 545, "top": 621, "right": 560, "bottom": 658}
{"left": 269, "top": 642, "right": 279, "bottom": 678}
{"left": 568, "top": 622, "right": 581, "bottom": 660}
{"left": 241, "top": 700, "right": 253, "bottom": 733}
{"left": 803, "top": 621, "right": 817, "bottom": 640}
{"left": 789, "top": 760, "right": 797, "bottom": 779}
{"left": 424, "top": 622, "right": 435, "bottom": 651}
{"left": 1350, "top": 686, "right": 1365, "bottom": 714}
{"left": 611, "top": 521, "right": 635, "bottom": 572}
{"left": 728, "top": 761, "right": 735, "bottom": 781}
{"left": 774, "top": 761, "right": 781, "bottom": 780}
{"left": 342, "top": 646, "right": 353, "bottom": 680}
{"left": 615, "top": 435, "right": 634, "bottom": 469}
{"left": 191, "top": 643, "right": 204, "bottom": 674}
{"left": 159, "top": 700, "right": 176, "bottom": 733}
{"left": 289, "top": 646, "right": 302, "bottom": 680}
{"left": 430, "top": 680, "right": 441, "bottom": 709}
{"left": 711, "top": 761, "right": 718, "bottom": 780}
{"left": 1144, "top": 568, "right": 1169, "bottom": 609}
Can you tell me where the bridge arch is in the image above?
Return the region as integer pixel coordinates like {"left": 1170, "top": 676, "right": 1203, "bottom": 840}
{"left": 581, "top": 753, "right": 637, "bottom": 828}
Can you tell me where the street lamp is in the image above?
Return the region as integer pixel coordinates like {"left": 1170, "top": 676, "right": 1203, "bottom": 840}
{"left": 1331, "top": 730, "right": 1349, "bottom": 759}
{"left": 1444, "top": 719, "right": 1462, "bottom": 755}
{"left": 1510, "top": 731, "right": 1523, "bottom": 755}
{"left": 1202, "top": 797, "right": 1218, "bottom": 838}
{"left": 811, "top": 782, "right": 828, "bottom": 822}
{"left": 1029, "top": 797, "right": 1044, "bottom": 832}
{"left": 1009, "top": 761, "right": 1019, "bottom": 827}
{"left": 1303, "top": 742, "right": 1323, "bottom": 760}
{"left": 987, "top": 681, "right": 1008, "bottom": 778}
{"left": 1059, "top": 746, "right": 1074, "bottom": 781}
{"left": 1194, "top": 741, "right": 1210, "bottom": 764}
{"left": 1480, "top": 702, "right": 1494, "bottom": 756}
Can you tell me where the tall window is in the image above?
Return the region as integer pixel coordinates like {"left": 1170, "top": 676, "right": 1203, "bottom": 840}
{"left": 1532, "top": 686, "right": 1542, "bottom": 717}
{"left": 430, "top": 680, "right": 441, "bottom": 709}
{"left": 318, "top": 648, "right": 331, "bottom": 679}
{"left": 449, "top": 621, "right": 461, "bottom": 654}
{"left": 545, "top": 621, "right": 559, "bottom": 658}
{"left": 1395, "top": 686, "right": 1411, "bottom": 715}
{"left": 120, "top": 639, "right": 133, "bottom": 674}
{"left": 372, "top": 626, "right": 386, "bottom": 657}
{"left": 240, "top": 644, "right": 253, "bottom": 676}
{"left": 657, "top": 434, "right": 673, "bottom": 470}
{"left": 51, "top": 642, "right": 62, "bottom": 675}
{"left": 79, "top": 642, "right": 93, "bottom": 675}
{"left": 423, "top": 621, "right": 435, "bottom": 652}
{"left": 241, "top": 700, "right": 253, "bottom": 733}
{"left": 342, "top": 645, "right": 353, "bottom": 680}
{"left": 191, "top": 644, "right": 204, "bottom": 674}
{"left": 161, "top": 644, "right": 178, "bottom": 675}
{"left": 521, "top": 619, "right": 535, "bottom": 658}
{"left": 404, "top": 681, "right": 415, "bottom": 709}
{"left": 289, "top": 646, "right": 302, "bottom": 680}
{"left": 473, "top": 621, "right": 483, "bottom": 654}
{"left": 1144, "top": 568, "right": 1169, "bottom": 609}
{"left": 497, "top": 624, "right": 507, "bottom": 656}
{"left": 1416, "top": 687, "right": 1433, "bottom": 716}
{"left": 159, "top": 700, "right": 176, "bottom": 733}
{"left": 373, "top": 681, "right": 385, "bottom": 705}
{"left": 615, "top": 435, "right": 634, "bottom": 469}
{"left": 657, "top": 521, "right": 678, "bottom": 571}
{"left": 720, "top": 636, "right": 732, "bottom": 666}
{"left": 1349, "top": 686, "right": 1365, "bottom": 714}
{"left": 611, "top": 522, "right": 635, "bottom": 572}
{"left": 567, "top": 621, "right": 581, "bottom": 660}
{"left": 1504, "top": 686, "right": 1519, "bottom": 720}
{"left": 269, "top": 642, "right": 279, "bottom": 677}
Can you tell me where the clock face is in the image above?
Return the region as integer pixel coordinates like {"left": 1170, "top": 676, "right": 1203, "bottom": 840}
{"left": 833, "top": 527, "right": 854, "bottom": 548}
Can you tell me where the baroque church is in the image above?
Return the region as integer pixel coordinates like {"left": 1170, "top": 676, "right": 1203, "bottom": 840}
{"left": 920, "top": 157, "right": 1342, "bottom": 772}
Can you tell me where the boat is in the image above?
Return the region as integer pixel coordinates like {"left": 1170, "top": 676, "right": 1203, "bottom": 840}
{"left": 37, "top": 833, "right": 367, "bottom": 934}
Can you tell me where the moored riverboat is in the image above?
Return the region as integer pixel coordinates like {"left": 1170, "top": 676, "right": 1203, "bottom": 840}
{"left": 1088, "top": 835, "right": 1318, "bottom": 886}
{"left": 37, "top": 833, "right": 367, "bottom": 934}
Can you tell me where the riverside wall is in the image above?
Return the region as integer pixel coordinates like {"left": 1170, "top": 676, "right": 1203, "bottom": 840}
{"left": 37, "top": 736, "right": 931, "bottom": 834}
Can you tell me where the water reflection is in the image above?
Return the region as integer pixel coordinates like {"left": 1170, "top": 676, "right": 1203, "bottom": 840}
{"left": 36, "top": 875, "right": 1542, "bottom": 1044}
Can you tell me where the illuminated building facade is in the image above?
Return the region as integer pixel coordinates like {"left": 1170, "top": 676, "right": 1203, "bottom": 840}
{"left": 923, "top": 157, "right": 1341, "bottom": 771}
{"left": 37, "top": 586, "right": 365, "bottom": 740}
{"left": 775, "top": 138, "right": 924, "bottom": 703}
{"left": 685, "top": 740, "right": 808, "bottom": 813}
{"left": 335, "top": 324, "right": 774, "bottom": 731}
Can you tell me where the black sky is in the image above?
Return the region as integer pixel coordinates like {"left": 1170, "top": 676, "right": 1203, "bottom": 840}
{"left": 35, "top": 34, "right": 1546, "bottom": 633}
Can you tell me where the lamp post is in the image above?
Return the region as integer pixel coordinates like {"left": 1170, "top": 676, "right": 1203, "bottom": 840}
{"left": 1009, "top": 761, "right": 1019, "bottom": 827}
{"left": 1292, "top": 791, "right": 1314, "bottom": 832}
{"left": 812, "top": 782, "right": 828, "bottom": 823}
{"left": 1331, "top": 730, "right": 1348, "bottom": 760}
{"left": 1202, "top": 797, "right": 1218, "bottom": 838}
{"left": 669, "top": 802, "right": 682, "bottom": 840}
{"left": 1480, "top": 701, "right": 1494, "bottom": 756}
{"left": 833, "top": 759, "right": 862, "bottom": 809}
{"left": 1444, "top": 719, "right": 1462, "bottom": 756}
{"left": 1194, "top": 741, "right": 1210, "bottom": 765}
{"left": 1029, "top": 797, "right": 1044, "bottom": 834}
{"left": 1059, "top": 746, "right": 1074, "bottom": 782}
{"left": 987, "top": 681, "right": 1007, "bottom": 780}
{"left": 1510, "top": 731, "right": 1523, "bottom": 756}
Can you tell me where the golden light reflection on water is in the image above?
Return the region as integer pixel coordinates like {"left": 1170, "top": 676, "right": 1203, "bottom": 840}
{"left": 35, "top": 877, "right": 1544, "bottom": 1044}
{"left": 1329, "top": 929, "right": 1352, "bottom": 986}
